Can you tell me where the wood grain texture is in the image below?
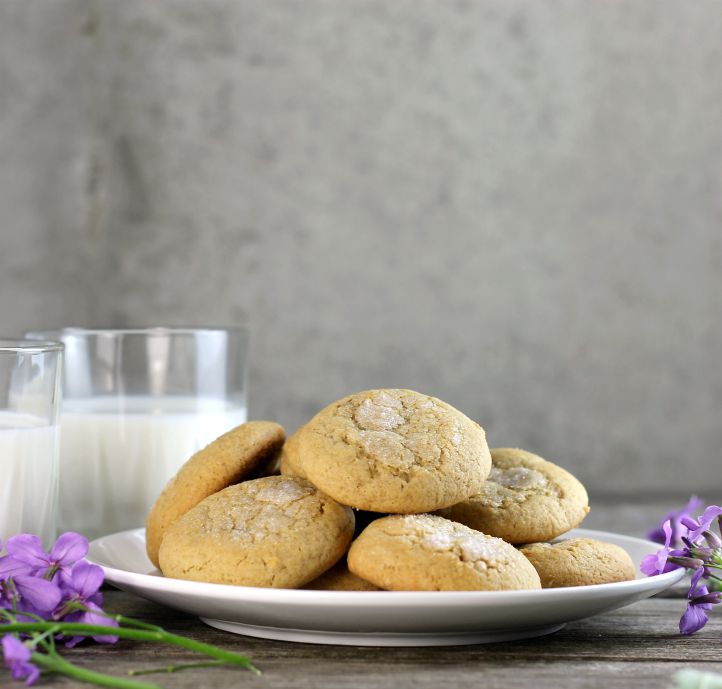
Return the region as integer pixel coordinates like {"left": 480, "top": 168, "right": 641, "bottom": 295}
{"left": 23, "top": 594, "right": 722, "bottom": 689}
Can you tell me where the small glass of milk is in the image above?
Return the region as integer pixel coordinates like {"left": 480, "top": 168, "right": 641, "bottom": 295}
{"left": 0, "top": 339, "right": 63, "bottom": 546}
{"left": 25, "top": 327, "right": 249, "bottom": 540}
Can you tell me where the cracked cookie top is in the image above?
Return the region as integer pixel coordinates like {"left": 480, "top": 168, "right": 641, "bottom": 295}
{"left": 348, "top": 514, "right": 541, "bottom": 591}
{"left": 296, "top": 389, "right": 491, "bottom": 513}
{"left": 158, "top": 476, "right": 355, "bottom": 588}
{"left": 440, "top": 448, "right": 590, "bottom": 544}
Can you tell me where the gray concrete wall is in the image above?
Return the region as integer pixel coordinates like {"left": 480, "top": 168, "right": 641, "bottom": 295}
{"left": 1, "top": 0, "right": 721, "bottom": 498}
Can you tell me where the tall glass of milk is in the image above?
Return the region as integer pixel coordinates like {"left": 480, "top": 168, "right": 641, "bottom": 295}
{"left": 25, "top": 327, "right": 248, "bottom": 540}
{"left": 0, "top": 339, "right": 63, "bottom": 546}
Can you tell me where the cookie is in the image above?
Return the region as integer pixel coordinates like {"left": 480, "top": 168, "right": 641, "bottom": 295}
{"left": 303, "top": 561, "right": 381, "bottom": 591}
{"left": 441, "top": 448, "right": 589, "bottom": 544}
{"left": 520, "top": 538, "right": 636, "bottom": 587}
{"left": 145, "top": 421, "right": 285, "bottom": 568}
{"left": 348, "top": 514, "right": 541, "bottom": 591}
{"left": 297, "top": 389, "right": 491, "bottom": 513}
{"left": 279, "top": 428, "right": 307, "bottom": 479}
{"left": 159, "top": 476, "right": 355, "bottom": 587}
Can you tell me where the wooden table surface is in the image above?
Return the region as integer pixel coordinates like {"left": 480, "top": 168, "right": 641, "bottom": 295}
{"left": 10, "top": 499, "right": 722, "bottom": 689}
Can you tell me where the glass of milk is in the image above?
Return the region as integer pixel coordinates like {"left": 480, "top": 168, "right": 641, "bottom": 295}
{"left": 25, "top": 327, "right": 249, "bottom": 540}
{"left": 0, "top": 339, "right": 63, "bottom": 546}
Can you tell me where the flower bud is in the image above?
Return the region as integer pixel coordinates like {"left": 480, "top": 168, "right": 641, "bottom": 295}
{"left": 690, "top": 591, "right": 722, "bottom": 606}
{"left": 668, "top": 555, "right": 705, "bottom": 569}
{"left": 703, "top": 530, "right": 722, "bottom": 549}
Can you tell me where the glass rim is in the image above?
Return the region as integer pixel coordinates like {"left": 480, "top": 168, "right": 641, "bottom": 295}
{"left": 25, "top": 325, "right": 249, "bottom": 338}
{"left": 0, "top": 338, "right": 64, "bottom": 353}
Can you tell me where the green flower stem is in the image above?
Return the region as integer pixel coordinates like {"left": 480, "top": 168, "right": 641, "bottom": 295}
{"left": 30, "top": 651, "right": 160, "bottom": 689}
{"left": 0, "top": 622, "right": 259, "bottom": 674}
{"left": 108, "top": 615, "right": 163, "bottom": 632}
{"left": 128, "top": 660, "right": 225, "bottom": 676}
{"left": 26, "top": 628, "right": 57, "bottom": 649}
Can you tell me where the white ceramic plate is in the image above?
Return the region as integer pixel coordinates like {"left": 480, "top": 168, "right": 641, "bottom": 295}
{"left": 89, "top": 527, "right": 683, "bottom": 647}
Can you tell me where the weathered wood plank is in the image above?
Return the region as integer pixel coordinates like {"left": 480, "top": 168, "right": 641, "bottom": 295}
{"left": 21, "top": 591, "right": 721, "bottom": 689}
{"left": 33, "top": 660, "right": 722, "bottom": 689}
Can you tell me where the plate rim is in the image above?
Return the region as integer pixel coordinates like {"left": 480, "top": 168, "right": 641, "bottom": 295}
{"left": 89, "top": 526, "right": 686, "bottom": 604}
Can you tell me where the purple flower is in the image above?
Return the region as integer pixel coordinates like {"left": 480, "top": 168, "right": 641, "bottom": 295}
{"left": 640, "top": 521, "right": 687, "bottom": 576}
{"left": 646, "top": 503, "right": 722, "bottom": 637}
{"left": 6, "top": 533, "right": 88, "bottom": 585}
{"left": 680, "top": 597, "right": 711, "bottom": 635}
{"left": 685, "top": 506, "right": 722, "bottom": 544}
{"left": 0, "top": 575, "right": 62, "bottom": 615}
{"left": 64, "top": 601, "right": 119, "bottom": 647}
{"left": 60, "top": 561, "right": 105, "bottom": 608}
{"left": 57, "top": 561, "right": 118, "bottom": 646}
{"left": 680, "top": 569, "right": 721, "bottom": 635}
{"left": 1, "top": 636, "right": 39, "bottom": 686}
{"left": 1, "top": 533, "right": 90, "bottom": 618}
{"left": 648, "top": 496, "right": 704, "bottom": 545}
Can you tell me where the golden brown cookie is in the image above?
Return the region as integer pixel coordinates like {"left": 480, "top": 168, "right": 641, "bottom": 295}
{"left": 279, "top": 428, "right": 307, "bottom": 479}
{"left": 348, "top": 514, "right": 541, "bottom": 591}
{"left": 159, "top": 476, "right": 355, "bottom": 587}
{"left": 297, "top": 389, "right": 491, "bottom": 513}
{"left": 303, "top": 561, "right": 381, "bottom": 591}
{"left": 520, "top": 538, "right": 636, "bottom": 587}
{"left": 145, "top": 421, "right": 285, "bottom": 568}
{"left": 441, "top": 448, "right": 589, "bottom": 544}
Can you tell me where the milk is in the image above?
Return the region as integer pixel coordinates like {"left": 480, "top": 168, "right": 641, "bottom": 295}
{"left": 0, "top": 412, "right": 59, "bottom": 546}
{"left": 59, "top": 396, "right": 247, "bottom": 539}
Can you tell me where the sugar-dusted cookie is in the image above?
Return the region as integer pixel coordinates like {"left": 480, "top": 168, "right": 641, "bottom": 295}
{"left": 297, "top": 389, "right": 491, "bottom": 513}
{"left": 145, "top": 421, "right": 285, "bottom": 568}
{"left": 303, "top": 561, "right": 381, "bottom": 591}
{"left": 520, "top": 538, "right": 636, "bottom": 587}
{"left": 279, "top": 428, "right": 307, "bottom": 479}
{"left": 348, "top": 514, "right": 541, "bottom": 591}
{"left": 159, "top": 476, "right": 355, "bottom": 587}
{"left": 441, "top": 448, "right": 589, "bottom": 544}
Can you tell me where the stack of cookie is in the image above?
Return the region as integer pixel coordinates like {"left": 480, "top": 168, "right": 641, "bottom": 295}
{"left": 146, "top": 388, "right": 636, "bottom": 591}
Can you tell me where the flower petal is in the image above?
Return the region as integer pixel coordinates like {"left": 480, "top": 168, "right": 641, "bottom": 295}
{"left": 0, "top": 556, "right": 34, "bottom": 578}
{"left": 680, "top": 515, "right": 699, "bottom": 532}
{"left": 23, "top": 662, "right": 40, "bottom": 686}
{"left": 690, "top": 567, "right": 705, "bottom": 593}
{"left": 69, "top": 561, "right": 104, "bottom": 599}
{"left": 648, "top": 496, "right": 705, "bottom": 545}
{"left": 5, "top": 535, "right": 48, "bottom": 569}
{"left": 647, "top": 525, "right": 666, "bottom": 545}
{"left": 662, "top": 520, "right": 674, "bottom": 548}
{"left": 2, "top": 635, "right": 30, "bottom": 664}
{"left": 680, "top": 602, "right": 709, "bottom": 634}
{"left": 1, "top": 636, "right": 39, "bottom": 685}
{"left": 656, "top": 549, "right": 670, "bottom": 571}
{"left": 81, "top": 601, "right": 116, "bottom": 627}
{"left": 688, "top": 506, "right": 722, "bottom": 542}
{"left": 82, "top": 602, "right": 119, "bottom": 644}
{"left": 684, "top": 495, "right": 705, "bottom": 515}
{"left": 50, "top": 532, "right": 88, "bottom": 567}
{"left": 13, "top": 575, "right": 62, "bottom": 613}
{"left": 640, "top": 553, "right": 663, "bottom": 576}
